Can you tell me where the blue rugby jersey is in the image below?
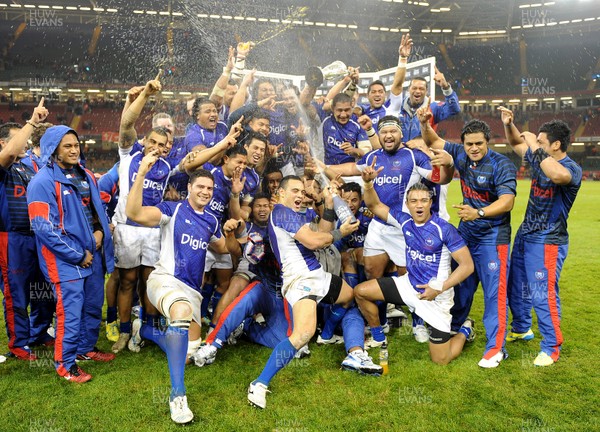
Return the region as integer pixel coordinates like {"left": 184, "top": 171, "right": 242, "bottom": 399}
{"left": 241, "top": 167, "right": 260, "bottom": 205}
{"left": 0, "top": 160, "right": 37, "bottom": 232}
{"left": 115, "top": 147, "right": 177, "bottom": 226}
{"left": 184, "top": 122, "right": 228, "bottom": 153}
{"left": 206, "top": 163, "right": 233, "bottom": 221}
{"left": 268, "top": 204, "right": 322, "bottom": 279}
{"left": 444, "top": 142, "right": 517, "bottom": 245}
{"left": 388, "top": 209, "right": 466, "bottom": 292}
{"left": 154, "top": 200, "right": 221, "bottom": 292}
{"left": 320, "top": 115, "right": 369, "bottom": 165}
{"left": 356, "top": 147, "right": 432, "bottom": 223}
{"left": 358, "top": 104, "right": 388, "bottom": 130}
{"left": 518, "top": 149, "right": 581, "bottom": 244}
{"left": 167, "top": 136, "right": 190, "bottom": 198}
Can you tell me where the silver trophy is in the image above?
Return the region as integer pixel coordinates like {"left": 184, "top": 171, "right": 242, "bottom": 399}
{"left": 306, "top": 61, "right": 349, "bottom": 87}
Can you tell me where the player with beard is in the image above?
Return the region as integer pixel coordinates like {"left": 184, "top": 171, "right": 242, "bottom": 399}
{"left": 317, "top": 116, "right": 454, "bottom": 345}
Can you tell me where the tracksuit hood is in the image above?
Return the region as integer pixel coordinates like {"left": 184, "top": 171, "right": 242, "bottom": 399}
{"left": 39, "top": 125, "right": 84, "bottom": 166}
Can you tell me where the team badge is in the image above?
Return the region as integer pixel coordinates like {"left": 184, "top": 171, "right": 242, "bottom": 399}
{"left": 488, "top": 261, "right": 498, "bottom": 271}
{"left": 535, "top": 270, "right": 546, "bottom": 280}
{"left": 425, "top": 238, "right": 434, "bottom": 247}
{"left": 477, "top": 175, "right": 486, "bottom": 184}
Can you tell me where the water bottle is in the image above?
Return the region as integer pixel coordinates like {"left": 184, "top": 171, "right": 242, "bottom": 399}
{"left": 379, "top": 342, "right": 389, "bottom": 375}
{"left": 315, "top": 173, "right": 357, "bottom": 224}
{"left": 332, "top": 194, "right": 357, "bottom": 224}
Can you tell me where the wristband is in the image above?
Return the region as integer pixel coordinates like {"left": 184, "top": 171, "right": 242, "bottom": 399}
{"left": 230, "top": 192, "right": 240, "bottom": 199}
{"left": 211, "top": 84, "right": 226, "bottom": 98}
{"left": 532, "top": 148, "right": 550, "bottom": 165}
{"left": 363, "top": 181, "right": 374, "bottom": 190}
{"left": 235, "top": 226, "right": 248, "bottom": 239}
{"left": 366, "top": 128, "right": 376, "bottom": 138}
{"left": 26, "top": 120, "right": 40, "bottom": 128}
{"left": 322, "top": 208, "right": 336, "bottom": 222}
{"left": 222, "top": 67, "right": 231, "bottom": 76}
{"left": 331, "top": 229, "right": 343, "bottom": 243}
{"left": 314, "top": 200, "right": 324, "bottom": 207}
{"left": 398, "top": 56, "right": 408, "bottom": 68}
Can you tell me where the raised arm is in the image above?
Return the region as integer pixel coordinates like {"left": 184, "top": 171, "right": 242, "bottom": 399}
{"left": 498, "top": 106, "right": 527, "bottom": 158}
{"left": 417, "top": 107, "right": 445, "bottom": 150}
{"left": 180, "top": 117, "right": 243, "bottom": 173}
{"left": 119, "top": 74, "right": 162, "bottom": 149}
{"left": 360, "top": 156, "right": 389, "bottom": 220}
{"left": 229, "top": 69, "right": 255, "bottom": 113}
{"left": 390, "top": 33, "right": 413, "bottom": 96}
{"left": 0, "top": 98, "right": 48, "bottom": 169}
{"left": 209, "top": 46, "right": 235, "bottom": 108}
{"left": 125, "top": 150, "right": 164, "bottom": 226}
{"left": 520, "top": 131, "right": 574, "bottom": 185}
{"left": 357, "top": 115, "right": 381, "bottom": 150}
{"left": 222, "top": 218, "right": 245, "bottom": 260}
{"left": 430, "top": 66, "right": 461, "bottom": 120}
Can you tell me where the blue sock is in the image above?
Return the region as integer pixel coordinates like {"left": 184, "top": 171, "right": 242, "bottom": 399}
{"left": 371, "top": 325, "right": 386, "bottom": 343}
{"left": 201, "top": 283, "right": 215, "bottom": 318}
{"left": 459, "top": 325, "right": 472, "bottom": 340}
{"left": 120, "top": 321, "right": 131, "bottom": 334}
{"left": 342, "top": 307, "right": 365, "bottom": 352}
{"left": 142, "top": 324, "right": 188, "bottom": 399}
{"left": 376, "top": 301, "right": 388, "bottom": 327}
{"left": 106, "top": 306, "right": 117, "bottom": 323}
{"left": 255, "top": 338, "right": 297, "bottom": 386}
{"left": 343, "top": 272, "right": 359, "bottom": 288}
{"left": 412, "top": 313, "right": 424, "bottom": 327}
{"left": 321, "top": 304, "right": 349, "bottom": 340}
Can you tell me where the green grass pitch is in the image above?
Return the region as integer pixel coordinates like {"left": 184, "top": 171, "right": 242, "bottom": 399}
{"left": 1, "top": 180, "right": 599, "bottom": 432}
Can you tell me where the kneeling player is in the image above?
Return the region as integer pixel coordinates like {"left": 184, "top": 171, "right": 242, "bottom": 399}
{"left": 356, "top": 167, "right": 475, "bottom": 365}
{"left": 125, "top": 153, "right": 227, "bottom": 424}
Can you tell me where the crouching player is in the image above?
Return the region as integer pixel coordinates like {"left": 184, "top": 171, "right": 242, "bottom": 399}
{"left": 247, "top": 176, "right": 382, "bottom": 410}
{"left": 125, "top": 152, "right": 228, "bottom": 424}
{"left": 193, "top": 195, "right": 297, "bottom": 365}
{"left": 355, "top": 163, "right": 475, "bottom": 365}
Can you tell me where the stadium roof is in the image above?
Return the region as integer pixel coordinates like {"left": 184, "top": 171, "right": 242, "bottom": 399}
{"left": 1, "top": 0, "right": 598, "bottom": 41}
